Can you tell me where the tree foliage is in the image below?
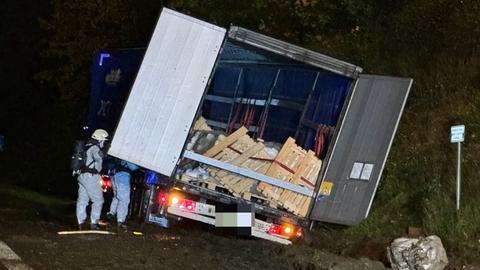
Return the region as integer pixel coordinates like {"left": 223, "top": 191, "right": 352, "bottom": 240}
{"left": 38, "top": 0, "right": 366, "bottom": 101}
{"left": 37, "top": 0, "right": 168, "bottom": 102}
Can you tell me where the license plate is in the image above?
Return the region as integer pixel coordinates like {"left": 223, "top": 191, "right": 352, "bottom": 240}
{"left": 148, "top": 214, "right": 169, "bottom": 228}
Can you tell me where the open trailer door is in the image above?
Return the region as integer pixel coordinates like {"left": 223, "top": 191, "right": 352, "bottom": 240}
{"left": 310, "top": 75, "right": 413, "bottom": 225}
{"left": 108, "top": 8, "right": 226, "bottom": 176}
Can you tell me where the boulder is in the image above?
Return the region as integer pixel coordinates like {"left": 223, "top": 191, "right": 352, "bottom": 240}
{"left": 387, "top": 235, "right": 448, "bottom": 270}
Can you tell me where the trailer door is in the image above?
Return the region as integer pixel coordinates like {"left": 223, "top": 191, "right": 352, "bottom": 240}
{"left": 108, "top": 8, "right": 226, "bottom": 176}
{"left": 310, "top": 75, "right": 412, "bottom": 225}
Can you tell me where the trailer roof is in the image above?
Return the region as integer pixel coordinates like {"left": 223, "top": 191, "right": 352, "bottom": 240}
{"left": 228, "top": 27, "right": 363, "bottom": 79}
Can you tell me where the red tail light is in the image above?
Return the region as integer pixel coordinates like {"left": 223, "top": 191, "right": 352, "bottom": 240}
{"left": 268, "top": 224, "right": 301, "bottom": 238}
{"left": 158, "top": 193, "right": 168, "bottom": 204}
{"left": 268, "top": 225, "right": 282, "bottom": 235}
{"left": 163, "top": 192, "right": 196, "bottom": 212}
{"left": 101, "top": 175, "right": 112, "bottom": 191}
{"left": 180, "top": 200, "right": 196, "bottom": 212}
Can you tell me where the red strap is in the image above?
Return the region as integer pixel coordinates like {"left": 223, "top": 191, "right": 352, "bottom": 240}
{"left": 300, "top": 177, "right": 316, "bottom": 188}
{"left": 227, "top": 145, "right": 242, "bottom": 154}
{"left": 224, "top": 146, "right": 316, "bottom": 188}
{"left": 272, "top": 160, "right": 316, "bottom": 188}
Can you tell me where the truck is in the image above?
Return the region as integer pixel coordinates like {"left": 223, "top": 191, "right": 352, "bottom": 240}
{"left": 87, "top": 8, "right": 413, "bottom": 244}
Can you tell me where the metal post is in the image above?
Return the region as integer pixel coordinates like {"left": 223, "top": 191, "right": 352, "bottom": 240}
{"left": 456, "top": 142, "right": 461, "bottom": 211}
{"left": 309, "top": 220, "right": 315, "bottom": 231}
{"left": 450, "top": 124, "right": 464, "bottom": 211}
{"left": 226, "top": 68, "right": 244, "bottom": 132}
{"left": 295, "top": 72, "right": 320, "bottom": 139}
{"left": 257, "top": 69, "right": 281, "bottom": 138}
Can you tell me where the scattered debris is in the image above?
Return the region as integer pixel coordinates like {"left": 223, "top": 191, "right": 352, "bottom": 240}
{"left": 154, "top": 234, "right": 181, "bottom": 241}
{"left": 387, "top": 235, "right": 448, "bottom": 270}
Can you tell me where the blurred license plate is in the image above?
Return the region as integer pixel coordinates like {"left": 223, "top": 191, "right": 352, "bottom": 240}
{"left": 148, "top": 214, "right": 169, "bottom": 228}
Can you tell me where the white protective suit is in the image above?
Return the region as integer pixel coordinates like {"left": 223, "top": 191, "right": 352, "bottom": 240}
{"left": 109, "top": 161, "right": 139, "bottom": 223}
{"left": 76, "top": 143, "right": 104, "bottom": 225}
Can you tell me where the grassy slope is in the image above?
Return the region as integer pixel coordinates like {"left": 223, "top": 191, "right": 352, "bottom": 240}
{"left": 301, "top": 0, "right": 480, "bottom": 264}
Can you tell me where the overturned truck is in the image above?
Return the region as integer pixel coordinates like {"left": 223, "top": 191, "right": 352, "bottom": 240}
{"left": 103, "top": 8, "right": 412, "bottom": 244}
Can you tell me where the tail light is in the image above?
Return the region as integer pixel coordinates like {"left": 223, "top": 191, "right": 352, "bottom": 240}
{"left": 171, "top": 195, "right": 181, "bottom": 205}
{"left": 158, "top": 193, "right": 168, "bottom": 204}
{"left": 295, "top": 228, "right": 303, "bottom": 238}
{"left": 101, "top": 175, "right": 113, "bottom": 192}
{"left": 182, "top": 200, "right": 196, "bottom": 212}
{"left": 283, "top": 226, "right": 294, "bottom": 236}
{"left": 268, "top": 225, "right": 282, "bottom": 235}
{"left": 160, "top": 192, "right": 196, "bottom": 212}
{"left": 268, "top": 224, "right": 301, "bottom": 239}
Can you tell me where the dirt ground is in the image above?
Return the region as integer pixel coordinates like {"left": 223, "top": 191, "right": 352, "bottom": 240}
{"left": 0, "top": 189, "right": 390, "bottom": 270}
{"left": 0, "top": 208, "right": 390, "bottom": 270}
{"left": 0, "top": 189, "right": 476, "bottom": 270}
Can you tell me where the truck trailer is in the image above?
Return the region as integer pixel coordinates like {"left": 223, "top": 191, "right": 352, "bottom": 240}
{"left": 90, "top": 8, "right": 412, "bottom": 244}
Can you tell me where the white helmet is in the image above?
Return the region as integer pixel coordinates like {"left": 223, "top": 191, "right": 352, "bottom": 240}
{"left": 91, "top": 129, "right": 109, "bottom": 141}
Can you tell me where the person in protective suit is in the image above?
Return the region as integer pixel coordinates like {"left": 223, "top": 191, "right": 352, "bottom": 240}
{"left": 107, "top": 159, "right": 139, "bottom": 230}
{"left": 76, "top": 129, "right": 109, "bottom": 230}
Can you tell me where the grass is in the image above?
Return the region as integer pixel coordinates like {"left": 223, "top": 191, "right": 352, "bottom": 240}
{"left": 0, "top": 184, "right": 73, "bottom": 207}
{"left": 0, "top": 183, "right": 75, "bottom": 225}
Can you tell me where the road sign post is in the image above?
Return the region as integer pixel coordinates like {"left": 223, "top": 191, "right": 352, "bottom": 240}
{"left": 450, "top": 125, "right": 465, "bottom": 211}
{"left": 456, "top": 142, "right": 461, "bottom": 211}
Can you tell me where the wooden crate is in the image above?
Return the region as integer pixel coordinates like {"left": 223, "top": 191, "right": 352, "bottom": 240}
{"left": 193, "top": 116, "right": 212, "bottom": 131}
{"left": 204, "top": 127, "right": 276, "bottom": 200}
{"left": 258, "top": 138, "right": 322, "bottom": 217}
{"left": 184, "top": 119, "right": 322, "bottom": 217}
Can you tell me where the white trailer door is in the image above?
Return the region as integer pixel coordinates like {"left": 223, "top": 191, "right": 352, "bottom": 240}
{"left": 108, "top": 8, "right": 226, "bottom": 176}
{"left": 310, "top": 75, "right": 412, "bottom": 225}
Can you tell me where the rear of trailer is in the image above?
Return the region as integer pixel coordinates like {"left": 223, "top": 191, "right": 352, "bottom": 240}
{"left": 107, "top": 8, "right": 412, "bottom": 244}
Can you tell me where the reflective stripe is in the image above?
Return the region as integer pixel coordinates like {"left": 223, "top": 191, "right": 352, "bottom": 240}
{"left": 167, "top": 206, "right": 216, "bottom": 225}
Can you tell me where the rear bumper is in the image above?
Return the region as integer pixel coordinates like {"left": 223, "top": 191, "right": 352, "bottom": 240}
{"left": 175, "top": 181, "right": 309, "bottom": 227}
{"left": 148, "top": 200, "right": 293, "bottom": 245}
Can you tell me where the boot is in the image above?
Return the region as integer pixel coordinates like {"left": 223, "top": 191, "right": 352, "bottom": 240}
{"left": 90, "top": 223, "right": 101, "bottom": 230}
{"left": 117, "top": 222, "right": 127, "bottom": 232}
{"left": 106, "top": 212, "right": 115, "bottom": 222}
{"left": 78, "top": 223, "right": 86, "bottom": 231}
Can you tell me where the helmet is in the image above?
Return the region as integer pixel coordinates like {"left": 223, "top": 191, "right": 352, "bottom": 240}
{"left": 91, "top": 129, "right": 109, "bottom": 141}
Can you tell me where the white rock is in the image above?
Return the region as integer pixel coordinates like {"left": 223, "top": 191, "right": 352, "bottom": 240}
{"left": 388, "top": 235, "right": 448, "bottom": 270}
